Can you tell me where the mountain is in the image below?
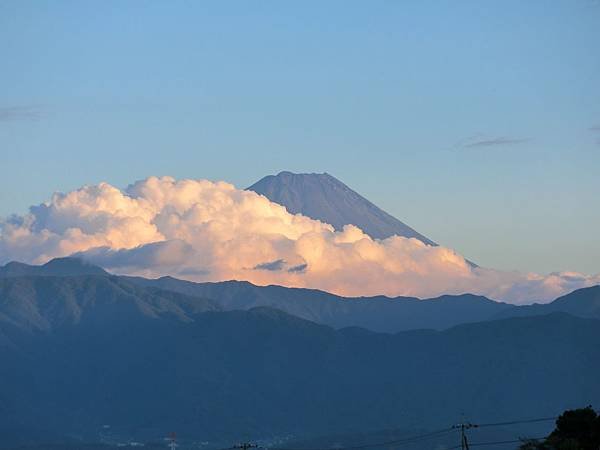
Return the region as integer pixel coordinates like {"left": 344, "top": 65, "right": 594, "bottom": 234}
{"left": 126, "top": 276, "right": 514, "bottom": 333}
{"left": 4, "top": 259, "right": 600, "bottom": 333}
{"left": 0, "top": 257, "right": 108, "bottom": 278}
{"left": 0, "top": 258, "right": 514, "bottom": 333}
{"left": 1, "top": 263, "right": 598, "bottom": 446}
{"left": 0, "top": 275, "right": 218, "bottom": 339}
{"left": 493, "top": 285, "right": 600, "bottom": 320}
{"left": 247, "top": 171, "right": 436, "bottom": 245}
{"left": 1, "top": 293, "right": 598, "bottom": 447}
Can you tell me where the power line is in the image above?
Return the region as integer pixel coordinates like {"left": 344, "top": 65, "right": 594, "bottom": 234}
{"left": 267, "top": 427, "right": 455, "bottom": 450}
{"left": 237, "top": 414, "right": 559, "bottom": 450}
{"left": 472, "top": 437, "right": 547, "bottom": 447}
{"left": 449, "top": 416, "right": 556, "bottom": 450}
{"left": 477, "top": 417, "right": 557, "bottom": 428}
{"left": 453, "top": 422, "right": 478, "bottom": 450}
{"left": 327, "top": 427, "right": 455, "bottom": 449}
{"left": 447, "top": 436, "right": 548, "bottom": 449}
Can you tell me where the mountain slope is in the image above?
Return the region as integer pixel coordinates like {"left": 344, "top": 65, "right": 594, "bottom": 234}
{"left": 0, "top": 257, "right": 108, "bottom": 278}
{"left": 0, "top": 275, "right": 219, "bottom": 337}
{"left": 493, "top": 285, "right": 600, "bottom": 320}
{"left": 4, "top": 259, "right": 600, "bottom": 333}
{"left": 0, "top": 302, "right": 598, "bottom": 447}
{"left": 1, "top": 269, "right": 597, "bottom": 445}
{"left": 126, "top": 275, "right": 514, "bottom": 332}
{"left": 247, "top": 171, "right": 436, "bottom": 244}
{"left": 0, "top": 258, "right": 514, "bottom": 333}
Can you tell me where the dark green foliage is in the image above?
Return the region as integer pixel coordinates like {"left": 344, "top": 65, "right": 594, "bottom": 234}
{"left": 520, "top": 407, "right": 600, "bottom": 450}
{"left": 547, "top": 407, "right": 600, "bottom": 450}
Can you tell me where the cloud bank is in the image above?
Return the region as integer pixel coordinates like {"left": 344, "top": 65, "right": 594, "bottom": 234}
{"left": 1, "top": 176, "right": 598, "bottom": 304}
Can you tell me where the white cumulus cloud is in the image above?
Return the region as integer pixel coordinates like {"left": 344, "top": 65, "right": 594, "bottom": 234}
{"left": 1, "top": 176, "right": 598, "bottom": 304}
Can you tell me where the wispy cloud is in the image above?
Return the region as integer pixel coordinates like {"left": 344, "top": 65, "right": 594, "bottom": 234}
{"left": 0, "top": 106, "right": 43, "bottom": 122}
{"left": 590, "top": 124, "right": 600, "bottom": 145}
{"left": 288, "top": 263, "right": 307, "bottom": 273}
{"left": 254, "top": 259, "right": 286, "bottom": 271}
{"left": 461, "top": 135, "right": 529, "bottom": 148}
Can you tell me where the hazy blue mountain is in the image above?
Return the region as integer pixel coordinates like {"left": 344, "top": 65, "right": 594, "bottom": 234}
{"left": 493, "top": 285, "right": 600, "bottom": 320}
{"left": 247, "top": 171, "right": 436, "bottom": 244}
{"left": 0, "top": 265, "right": 598, "bottom": 446}
{"left": 0, "top": 258, "right": 514, "bottom": 333}
{"left": 0, "top": 275, "right": 218, "bottom": 338}
{"left": 3, "top": 259, "right": 600, "bottom": 333}
{"left": 0, "top": 294, "right": 598, "bottom": 447}
{"left": 0, "top": 257, "right": 108, "bottom": 278}
{"left": 126, "top": 275, "right": 514, "bottom": 332}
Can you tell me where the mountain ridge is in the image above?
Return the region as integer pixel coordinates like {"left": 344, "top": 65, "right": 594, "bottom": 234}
{"left": 125, "top": 274, "right": 514, "bottom": 332}
{"left": 0, "top": 304, "right": 598, "bottom": 447}
{"left": 247, "top": 171, "right": 436, "bottom": 245}
{"left": 0, "top": 257, "right": 108, "bottom": 278}
{"left": 0, "top": 274, "right": 219, "bottom": 337}
{"left": 1, "top": 258, "right": 599, "bottom": 446}
{"left": 0, "top": 262, "right": 513, "bottom": 334}
{"left": 492, "top": 285, "right": 600, "bottom": 320}
{"left": 2, "top": 258, "right": 600, "bottom": 333}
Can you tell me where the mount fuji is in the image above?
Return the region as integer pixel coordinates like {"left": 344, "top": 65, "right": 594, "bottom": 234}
{"left": 248, "top": 171, "right": 436, "bottom": 245}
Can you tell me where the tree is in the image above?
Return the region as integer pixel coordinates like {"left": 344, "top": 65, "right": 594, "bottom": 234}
{"left": 520, "top": 407, "right": 600, "bottom": 450}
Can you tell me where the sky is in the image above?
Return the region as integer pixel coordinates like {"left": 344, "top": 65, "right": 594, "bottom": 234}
{"left": 1, "top": 0, "right": 599, "bottom": 275}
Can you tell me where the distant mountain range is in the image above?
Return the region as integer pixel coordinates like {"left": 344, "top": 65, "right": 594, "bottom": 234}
{"left": 1, "top": 259, "right": 599, "bottom": 447}
{"left": 125, "top": 276, "right": 516, "bottom": 333}
{"left": 493, "top": 285, "right": 600, "bottom": 321}
{"left": 126, "top": 275, "right": 600, "bottom": 326}
{"left": 0, "top": 273, "right": 218, "bottom": 338}
{"left": 3, "top": 258, "right": 600, "bottom": 334}
{"left": 248, "top": 171, "right": 436, "bottom": 245}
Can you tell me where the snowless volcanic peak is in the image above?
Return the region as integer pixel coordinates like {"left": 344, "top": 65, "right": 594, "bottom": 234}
{"left": 248, "top": 171, "right": 436, "bottom": 245}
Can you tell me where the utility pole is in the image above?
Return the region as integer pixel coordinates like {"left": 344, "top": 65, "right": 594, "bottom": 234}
{"left": 234, "top": 443, "right": 257, "bottom": 450}
{"left": 453, "top": 422, "right": 478, "bottom": 450}
{"left": 168, "top": 432, "right": 178, "bottom": 450}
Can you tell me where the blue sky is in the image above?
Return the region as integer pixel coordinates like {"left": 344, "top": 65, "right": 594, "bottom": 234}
{"left": 1, "top": 0, "right": 599, "bottom": 274}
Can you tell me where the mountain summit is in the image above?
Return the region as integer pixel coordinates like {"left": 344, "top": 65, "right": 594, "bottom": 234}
{"left": 248, "top": 171, "right": 435, "bottom": 245}
{"left": 0, "top": 256, "right": 109, "bottom": 278}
